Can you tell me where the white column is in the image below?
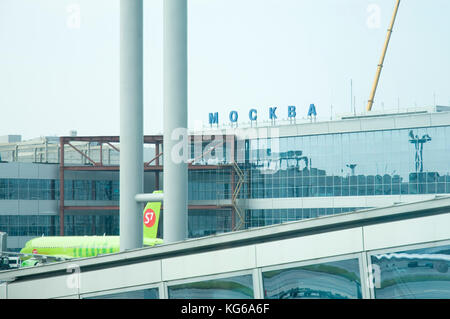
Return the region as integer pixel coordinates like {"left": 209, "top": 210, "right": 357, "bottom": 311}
{"left": 163, "top": 0, "right": 188, "bottom": 243}
{"left": 120, "top": 0, "right": 144, "bottom": 251}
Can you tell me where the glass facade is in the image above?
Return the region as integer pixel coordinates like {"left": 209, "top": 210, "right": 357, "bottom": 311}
{"left": 188, "top": 170, "right": 232, "bottom": 200}
{"left": 0, "top": 174, "right": 229, "bottom": 202}
{"left": 168, "top": 274, "right": 254, "bottom": 299}
{"left": 63, "top": 215, "right": 119, "bottom": 236}
{"left": 1, "top": 125, "right": 449, "bottom": 246}
{"left": 63, "top": 179, "right": 119, "bottom": 201}
{"left": 0, "top": 215, "right": 119, "bottom": 237}
{"left": 245, "top": 207, "right": 366, "bottom": 228}
{"left": 0, "top": 178, "right": 120, "bottom": 201}
{"left": 246, "top": 127, "right": 450, "bottom": 199}
{"left": 188, "top": 210, "right": 232, "bottom": 238}
{"left": 262, "top": 258, "right": 362, "bottom": 299}
{"left": 371, "top": 244, "right": 450, "bottom": 299}
{"left": 0, "top": 179, "right": 57, "bottom": 200}
{"left": 0, "top": 215, "right": 59, "bottom": 237}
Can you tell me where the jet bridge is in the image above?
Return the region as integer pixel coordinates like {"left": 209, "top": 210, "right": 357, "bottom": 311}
{"left": 1, "top": 197, "right": 450, "bottom": 299}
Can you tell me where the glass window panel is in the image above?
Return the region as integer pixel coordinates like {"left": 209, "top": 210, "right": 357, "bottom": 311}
{"left": 401, "top": 183, "right": 408, "bottom": 194}
{"left": 341, "top": 185, "right": 349, "bottom": 196}
{"left": 168, "top": 274, "right": 254, "bottom": 299}
{"left": 371, "top": 244, "right": 450, "bottom": 299}
{"left": 87, "top": 288, "right": 159, "bottom": 299}
{"left": 356, "top": 183, "right": 365, "bottom": 196}
{"left": 29, "top": 179, "right": 39, "bottom": 200}
{"left": 18, "top": 179, "right": 29, "bottom": 200}
{"left": 350, "top": 185, "right": 357, "bottom": 196}
{"left": 392, "top": 183, "right": 400, "bottom": 195}
{"left": 0, "top": 179, "right": 6, "bottom": 200}
{"left": 263, "top": 258, "right": 362, "bottom": 299}
{"left": 303, "top": 208, "right": 311, "bottom": 219}
{"left": 342, "top": 177, "right": 349, "bottom": 186}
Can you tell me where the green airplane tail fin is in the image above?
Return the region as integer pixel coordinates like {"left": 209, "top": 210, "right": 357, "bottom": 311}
{"left": 143, "top": 191, "right": 162, "bottom": 241}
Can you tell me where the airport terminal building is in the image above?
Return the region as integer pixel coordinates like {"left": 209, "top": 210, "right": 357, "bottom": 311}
{"left": 1, "top": 106, "right": 450, "bottom": 252}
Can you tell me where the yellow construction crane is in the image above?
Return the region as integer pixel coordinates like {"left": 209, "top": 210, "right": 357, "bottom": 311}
{"left": 366, "top": 0, "right": 401, "bottom": 112}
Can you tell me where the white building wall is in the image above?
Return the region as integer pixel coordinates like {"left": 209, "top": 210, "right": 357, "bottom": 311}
{"left": 7, "top": 274, "right": 79, "bottom": 299}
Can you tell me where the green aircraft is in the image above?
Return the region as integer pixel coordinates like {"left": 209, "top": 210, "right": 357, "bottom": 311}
{"left": 19, "top": 196, "right": 163, "bottom": 267}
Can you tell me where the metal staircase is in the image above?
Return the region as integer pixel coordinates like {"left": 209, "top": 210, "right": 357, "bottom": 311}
{"left": 231, "top": 161, "right": 246, "bottom": 231}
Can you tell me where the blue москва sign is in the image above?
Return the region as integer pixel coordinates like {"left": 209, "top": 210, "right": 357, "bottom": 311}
{"left": 208, "top": 105, "right": 317, "bottom": 125}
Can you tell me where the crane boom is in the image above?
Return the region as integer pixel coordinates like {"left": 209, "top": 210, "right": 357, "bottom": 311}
{"left": 366, "top": 0, "right": 401, "bottom": 112}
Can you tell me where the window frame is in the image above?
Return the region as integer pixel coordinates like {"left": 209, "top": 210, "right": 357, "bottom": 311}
{"left": 259, "top": 252, "right": 367, "bottom": 299}
{"left": 165, "top": 269, "right": 256, "bottom": 300}
{"left": 80, "top": 282, "right": 162, "bottom": 299}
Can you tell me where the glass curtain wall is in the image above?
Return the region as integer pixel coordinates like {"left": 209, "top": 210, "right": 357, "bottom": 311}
{"left": 247, "top": 127, "right": 450, "bottom": 199}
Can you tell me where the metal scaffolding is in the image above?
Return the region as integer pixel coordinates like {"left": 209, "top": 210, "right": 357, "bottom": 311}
{"left": 58, "top": 134, "right": 240, "bottom": 237}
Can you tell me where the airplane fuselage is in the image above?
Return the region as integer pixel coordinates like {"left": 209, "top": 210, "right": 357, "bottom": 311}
{"left": 20, "top": 236, "right": 163, "bottom": 261}
{"left": 20, "top": 236, "right": 121, "bottom": 259}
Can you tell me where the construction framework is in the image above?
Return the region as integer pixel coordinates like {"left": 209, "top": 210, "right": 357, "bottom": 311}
{"left": 58, "top": 134, "right": 245, "bottom": 236}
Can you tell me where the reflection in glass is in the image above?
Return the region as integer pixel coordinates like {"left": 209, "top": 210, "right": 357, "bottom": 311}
{"left": 371, "top": 244, "right": 450, "bottom": 299}
{"left": 168, "top": 275, "right": 254, "bottom": 299}
{"left": 262, "top": 259, "right": 362, "bottom": 299}
{"left": 0, "top": 178, "right": 123, "bottom": 201}
{"left": 87, "top": 288, "right": 159, "bottom": 299}
{"left": 63, "top": 215, "right": 119, "bottom": 236}
{"left": 188, "top": 210, "right": 232, "bottom": 238}
{"left": 0, "top": 215, "right": 59, "bottom": 237}
{"left": 245, "top": 208, "right": 366, "bottom": 229}
{"left": 247, "top": 127, "right": 450, "bottom": 200}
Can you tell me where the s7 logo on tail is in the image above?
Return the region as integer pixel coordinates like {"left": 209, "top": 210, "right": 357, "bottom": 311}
{"left": 144, "top": 209, "right": 156, "bottom": 228}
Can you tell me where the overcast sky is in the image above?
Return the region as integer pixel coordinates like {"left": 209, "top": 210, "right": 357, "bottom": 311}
{"left": 0, "top": 0, "right": 449, "bottom": 140}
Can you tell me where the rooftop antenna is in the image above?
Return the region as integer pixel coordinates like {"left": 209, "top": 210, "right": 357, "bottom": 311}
{"left": 350, "top": 79, "right": 353, "bottom": 113}
{"left": 330, "top": 89, "right": 334, "bottom": 120}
